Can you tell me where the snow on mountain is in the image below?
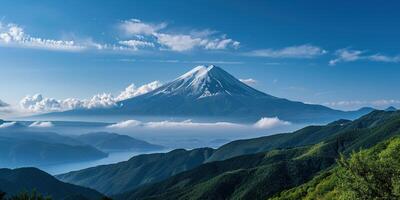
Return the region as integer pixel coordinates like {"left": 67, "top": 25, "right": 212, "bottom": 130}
{"left": 145, "top": 65, "right": 271, "bottom": 99}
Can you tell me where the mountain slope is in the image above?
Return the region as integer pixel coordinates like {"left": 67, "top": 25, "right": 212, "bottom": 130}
{"left": 207, "top": 110, "right": 398, "bottom": 162}
{"left": 0, "top": 167, "right": 104, "bottom": 200}
{"left": 41, "top": 65, "right": 371, "bottom": 123}
{"left": 114, "top": 110, "right": 400, "bottom": 200}
{"left": 271, "top": 136, "right": 400, "bottom": 200}
{"left": 57, "top": 148, "right": 214, "bottom": 195}
{"left": 75, "top": 132, "right": 164, "bottom": 152}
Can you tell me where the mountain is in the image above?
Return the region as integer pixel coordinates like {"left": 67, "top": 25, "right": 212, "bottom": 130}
{"left": 0, "top": 167, "right": 104, "bottom": 200}
{"left": 0, "top": 129, "right": 107, "bottom": 167}
{"left": 385, "top": 106, "right": 397, "bottom": 111}
{"left": 57, "top": 148, "right": 214, "bottom": 195}
{"left": 113, "top": 110, "right": 400, "bottom": 200}
{"left": 0, "top": 138, "right": 107, "bottom": 167}
{"left": 40, "top": 65, "right": 371, "bottom": 123}
{"left": 74, "top": 132, "right": 164, "bottom": 152}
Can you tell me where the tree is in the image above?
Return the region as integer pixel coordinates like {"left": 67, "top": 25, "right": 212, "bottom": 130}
{"left": 337, "top": 138, "right": 400, "bottom": 200}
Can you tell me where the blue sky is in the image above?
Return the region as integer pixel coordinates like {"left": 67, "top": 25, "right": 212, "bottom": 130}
{"left": 1, "top": 0, "right": 400, "bottom": 113}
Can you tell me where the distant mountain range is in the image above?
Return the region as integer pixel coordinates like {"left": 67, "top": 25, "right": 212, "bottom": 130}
{"left": 0, "top": 121, "right": 164, "bottom": 167}
{"left": 0, "top": 128, "right": 107, "bottom": 167}
{"left": 74, "top": 132, "right": 164, "bottom": 152}
{"left": 39, "top": 65, "right": 374, "bottom": 123}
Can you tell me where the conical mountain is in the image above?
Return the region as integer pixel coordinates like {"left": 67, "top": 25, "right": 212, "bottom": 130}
{"left": 39, "top": 65, "right": 371, "bottom": 123}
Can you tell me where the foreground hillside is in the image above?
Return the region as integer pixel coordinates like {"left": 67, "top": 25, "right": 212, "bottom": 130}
{"left": 272, "top": 136, "right": 400, "bottom": 200}
{"left": 0, "top": 168, "right": 104, "bottom": 200}
{"left": 113, "top": 110, "right": 400, "bottom": 199}
{"left": 57, "top": 148, "right": 214, "bottom": 195}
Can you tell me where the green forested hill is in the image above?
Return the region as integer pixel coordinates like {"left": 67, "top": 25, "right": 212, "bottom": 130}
{"left": 57, "top": 148, "right": 215, "bottom": 195}
{"left": 207, "top": 110, "right": 398, "bottom": 162}
{"left": 271, "top": 136, "right": 400, "bottom": 200}
{"left": 0, "top": 167, "right": 104, "bottom": 200}
{"left": 115, "top": 110, "right": 400, "bottom": 200}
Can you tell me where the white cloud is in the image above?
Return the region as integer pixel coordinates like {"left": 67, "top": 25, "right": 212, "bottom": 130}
{"left": 20, "top": 94, "right": 63, "bottom": 113}
{"left": 329, "top": 48, "right": 363, "bottom": 65}
{"left": 247, "top": 44, "right": 327, "bottom": 58}
{"left": 203, "top": 38, "right": 240, "bottom": 50}
{"left": 0, "top": 122, "right": 17, "bottom": 128}
{"left": 108, "top": 120, "right": 139, "bottom": 128}
{"left": 83, "top": 93, "right": 117, "bottom": 109}
{"left": 368, "top": 54, "right": 400, "bottom": 63}
{"left": 0, "top": 22, "right": 85, "bottom": 51}
{"left": 118, "top": 19, "right": 239, "bottom": 52}
{"left": 0, "top": 99, "right": 9, "bottom": 107}
{"left": 329, "top": 48, "right": 400, "bottom": 65}
{"left": 107, "top": 119, "right": 242, "bottom": 129}
{"left": 19, "top": 81, "right": 162, "bottom": 113}
{"left": 107, "top": 119, "right": 142, "bottom": 128}
{"left": 118, "top": 40, "right": 155, "bottom": 50}
{"left": 116, "top": 81, "right": 162, "bottom": 101}
{"left": 145, "top": 120, "right": 241, "bottom": 129}
{"left": 239, "top": 78, "right": 257, "bottom": 85}
{"left": 254, "top": 117, "right": 291, "bottom": 129}
{"left": 29, "top": 121, "right": 54, "bottom": 128}
{"left": 20, "top": 93, "right": 117, "bottom": 113}
{"left": 155, "top": 33, "right": 240, "bottom": 52}
{"left": 0, "top": 19, "right": 239, "bottom": 53}
{"left": 108, "top": 117, "right": 290, "bottom": 130}
{"left": 119, "top": 19, "right": 167, "bottom": 35}
{"left": 155, "top": 33, "right": 203, "bottom": 51}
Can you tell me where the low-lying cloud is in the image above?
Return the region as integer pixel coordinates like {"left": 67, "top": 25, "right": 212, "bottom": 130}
{"left": 253, "top": 117, "right": 291, "bottom": 129}
{"left": 107, "top": 120, "right": 142, "bottom": 128}
{"left": 0, "top": 121, "right": 17, "bottom": 128}
{"left": 108, "top": 117, "right": 290, "bottom": 130}
{"left": 239, "top": 78, "right": 257, "bottom": 85}
{"left": 29, "top": 121, "right": 54, "bottom": 128}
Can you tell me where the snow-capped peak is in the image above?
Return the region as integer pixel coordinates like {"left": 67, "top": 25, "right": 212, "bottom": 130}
{"left": 177, "top": 65, "right": 215, "bottom": 81}
{"left": 150, "top": 65, "right": 269, "bottom": 98}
